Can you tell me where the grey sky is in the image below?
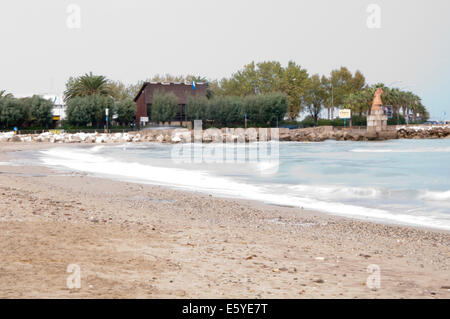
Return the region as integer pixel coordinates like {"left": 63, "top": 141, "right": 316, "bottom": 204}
{"left": 0, "top": 0, "right": 449, "bottom": 118}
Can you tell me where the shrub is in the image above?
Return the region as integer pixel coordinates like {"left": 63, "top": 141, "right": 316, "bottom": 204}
{"left": 188, "top": 92, "right": 288, "bottom": 127}
{"left": 151, "top": 90, "right": 178, "bottom": 123}
{"left": 243, "top": 93, "right": 287, "bottom": 126}
{"left": 388, "top": 113, "right": 406, "bottom": 125}
{"left": 186, "top": 95, "right": 209, "bottom": 121}
{"left": 260, "top": 92, "right": 288, "bottom": 125}
{"left": 66, "top": 95, "right": 113, "bottom": 127}
{"left": 116, "top": 98, "right": 136, "bottom": 125}
{"left": 0, "top": 97, "right": 28, "bottom": 128}
{"left": 351, "top": 115, "right": 367, "bottom": 126}
{"left": 208, "top": 96, "right": 244, "bottom": 126}
{"left": 29, "top": 96, "right": 53, "bottom": 128}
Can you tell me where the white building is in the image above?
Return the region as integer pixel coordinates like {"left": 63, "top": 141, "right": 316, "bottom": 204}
{"left": 43, "top": 95, "right": 67, "bottom": 122}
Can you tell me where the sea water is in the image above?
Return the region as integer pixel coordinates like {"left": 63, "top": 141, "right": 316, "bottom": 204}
{"left": 31, "top": 139, "right": 450, "bottom": 230}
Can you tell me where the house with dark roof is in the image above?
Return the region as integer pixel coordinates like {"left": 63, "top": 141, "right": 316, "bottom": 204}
{"left": 133, "top": 82, "right": 208, "bottom": 127}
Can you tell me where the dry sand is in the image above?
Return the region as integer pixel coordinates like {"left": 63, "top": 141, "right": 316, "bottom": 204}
{"left": 0, "top": 142, "right": 449, "bottom": 299}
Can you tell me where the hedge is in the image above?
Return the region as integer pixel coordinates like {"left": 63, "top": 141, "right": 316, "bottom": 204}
{"left": 186, "top": 92, "right": 288, "bottom": 126}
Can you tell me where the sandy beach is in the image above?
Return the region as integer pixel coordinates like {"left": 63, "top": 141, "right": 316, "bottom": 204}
{"left": 0, "top": 142, "right": 449, "bottom": 299}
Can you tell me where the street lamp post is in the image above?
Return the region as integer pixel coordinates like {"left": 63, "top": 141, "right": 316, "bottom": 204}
{"left": 330, "top": 83, "right": 334, "bottom": 120}
{"left": 105, "top": 108, "right": 109, "bottom": 133}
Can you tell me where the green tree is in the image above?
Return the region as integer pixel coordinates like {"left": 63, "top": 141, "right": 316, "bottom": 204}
{"left": 208, "top": 96, "right": 244, "bottom": 126}
{"left": 29, "top": 95, "right": 54, "bottom": 127}
{"left": 151, "top": 90, "right": 178, "bottom": 123}
{"left": 280, "top": 61, "right": 309, "bottom": 120}
{"left": 243, "top": 93, "right": 287, "bottom": 126}
{"left": 219, "top": 62, "right": 259, "bottom": 96}
{"left": 260, "top": 92, "right": 288, "bottom": 126}
{"left": 186, "top": 95, "right": 209, "bottom": 121}
{"left": 218, "top": 61, "right": 285, "bottom": 97}
{"left": 108, "top": 81, "right": 141, "bottom": 101}
{"left": 302, "top": 75, "right": 327, "bottom": 126}
{"left": 0, "top": 97, "right": 26, "bottom": 128}
{"left": 324, "top": 67, "right": 366, "bottom": 119}
{"left": 66, "top": 95, "right": 113, "bottom": 127}
{"left": 343, "top": 88, "right": 373, "bottom": 117}
{"left": 115, "top": 98, "right": 136, "bottom": 125}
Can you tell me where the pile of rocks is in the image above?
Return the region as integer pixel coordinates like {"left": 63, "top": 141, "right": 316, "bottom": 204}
{"left": 2, "top": 124, "right": 449, "bottom": 144}
{"left": 0, "top": 131, "right": 143, "bottom": 143}
{"left": 284, "top": 126, "right": 398, "bottom": 142}
{"left": 397, "top": 125, "right": 450, "bottom": 139}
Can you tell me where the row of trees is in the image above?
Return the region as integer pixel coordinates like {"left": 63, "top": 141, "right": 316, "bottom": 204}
{"left": 343, "top": 85, "right": 427, "bottom": 122}
{"left": 208, "top": 61, "right": 428, "bottom": 125}
{"left": 63, "top": 64, "right": 430, "bottom": 129}
{"left": 150, "top": 90, "right": 288, "bottom": 127}
{"left": 209, "top": 62, "right": 366, "bottom": 121}
{"left": 3, "top": 62, "right": 429, "bottom": 130}
{"left": 0, "top": 93, "right": 54, "bottom": 129}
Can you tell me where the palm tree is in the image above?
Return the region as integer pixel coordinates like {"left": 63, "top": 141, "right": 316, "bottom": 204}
{"left": 0, "top": 90, "right": 13, "bottom": 98}
{"left": 64, "top": 72, "right": 111, "bottom": 101}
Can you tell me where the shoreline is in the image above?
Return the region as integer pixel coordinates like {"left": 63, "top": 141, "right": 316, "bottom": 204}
{"left": 0, "top": 142, "right": 449, "bottom": 298}
{"left": 9, "top": 141, "right": 450, "bottom": 232}
{"left": 1, "top": 124, "right": 450, "bottom": 145}
{"left": 2, "top": 141, "right": 450, "bottom": 233}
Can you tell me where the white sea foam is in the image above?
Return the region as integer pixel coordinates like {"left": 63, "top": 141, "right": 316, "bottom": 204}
{"left": 289, "top": 184, "right": 382, "bottom": 199}
{"left": 38, "top": 147, "right": 450, "bottom": 231}
{"left": 351, "top": 147, "right": 450, "bottom": 153}
{"left": 420, "top": 190, "right": 450, "bottom": 201}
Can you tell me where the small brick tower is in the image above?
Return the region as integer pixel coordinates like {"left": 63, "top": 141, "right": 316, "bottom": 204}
{"left": 367, "top": 88, "right": 387, "bottom": 133}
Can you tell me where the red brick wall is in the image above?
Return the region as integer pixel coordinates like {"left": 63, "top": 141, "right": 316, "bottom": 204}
{"left": 134, "top": 82, "right": 208, "bottom": 126}
{"left": 144, "top": 83, "right": 208, "bottom": 105}
{"left": 135, "top": 91, "right": 147, "bottom": 128}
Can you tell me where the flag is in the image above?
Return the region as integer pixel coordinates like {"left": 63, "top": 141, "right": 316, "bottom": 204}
{"left": 191, "top": 81, "right": 196, "bottom": 90}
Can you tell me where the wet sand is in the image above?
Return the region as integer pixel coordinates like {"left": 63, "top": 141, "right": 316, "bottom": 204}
{"left": 0, "top": 142, "right": 449, "bottom": 298}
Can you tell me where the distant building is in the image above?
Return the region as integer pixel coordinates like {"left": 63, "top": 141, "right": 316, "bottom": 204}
{"left": 44, "top": 95, "right": 67, "bottom": 126}
{"left": 133, "top": 82, "right": 208, "bottom": 128}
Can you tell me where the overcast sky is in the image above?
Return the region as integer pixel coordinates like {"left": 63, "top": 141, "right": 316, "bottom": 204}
{"left": 0, "top": 0, "right": 449, "bottom": 118}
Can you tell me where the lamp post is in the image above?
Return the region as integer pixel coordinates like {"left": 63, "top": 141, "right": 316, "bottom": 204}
{"left": 105, "top": 108, "right": 109, "bottom": 133}
{"left": 331, "top": 84, "right": 334, "bottom": 119}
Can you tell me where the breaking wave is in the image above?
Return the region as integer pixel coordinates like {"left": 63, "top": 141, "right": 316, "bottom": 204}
{"left": 36, "top": 146, "right": 450, "bottom": 231}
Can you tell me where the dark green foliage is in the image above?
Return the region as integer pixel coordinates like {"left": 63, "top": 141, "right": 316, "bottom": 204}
{"left": 244, "top": 93, "right": 287, "bottom": 126}
{"left": 351, "top": 115, "right": 367, "bottom": 126}
{"left": 388, "top": 113, "right": 406, "bottom": 125}
{"left": 186, "top": 95, "right": 209, "bottom": 121}
{"left": 64, "top": 72, "right": 111, "bottom": 102}
{"left": 208, "top": 96, "right": 244, "bottom": 126}
{"left": 187, "top": 93, "right": 287, "bottom": 127}
{"left": 66, "top": 95, "right": 113, "bottom": 127}
{"left": 151, "top": 90, "right": 178, "bottom": 123}
{"left": 301, "top": 116, "right": 346, "bottom": 127}
{"left": 0, "top": 97, "right": 27, "bottom": 128}
{"left": 115, "top": 98, "right": 136, "bottom": 125}
{"left": 0, "top": 95, "right": 55, "bottom": 129}
{"left": 29, "top": 96, "right": 54, "bottom": 128}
